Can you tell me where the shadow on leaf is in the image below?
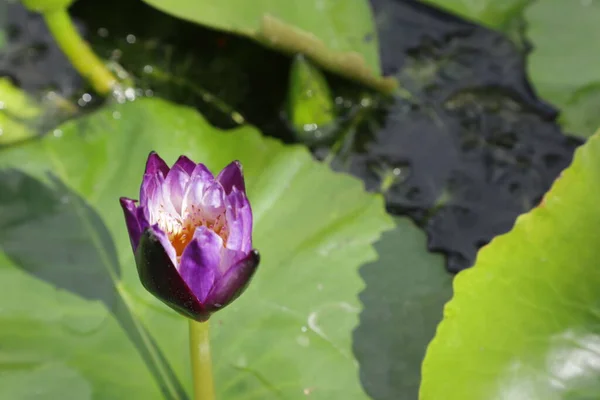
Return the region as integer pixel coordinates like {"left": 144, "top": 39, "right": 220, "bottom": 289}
{"left": 353, "top": 218, "right": 453, "bottom": 400}
{"left": 0, "top": 169, "right": 188, "bottom": 400}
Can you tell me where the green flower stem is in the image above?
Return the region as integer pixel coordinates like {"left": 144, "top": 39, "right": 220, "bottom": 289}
{"left": 43, "top": 8, "right": 117, "bottom": 95}
{"left": 189, "top": 320, "right": 216, "bottom": 400}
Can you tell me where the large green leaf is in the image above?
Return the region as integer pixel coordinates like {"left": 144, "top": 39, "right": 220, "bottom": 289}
{"left": 526, "top": 0, "right": 600, "bottom": 138}
{"left": 0, "top": 363, "right": 92, "bottom": 400}
{"left": 421, "top": 0, "right": 531, "bottom": 29}
{"left": 139, "top": 0, "right": 396, "bottom": 92}
{"left": 0, "top": 97, "right": 393, "bottom": 399}
{"left": 354, "top": 217, "right": 452, "bottom": 400}
{"left": 420, "top": 128, "right": 600, "bottom": 398}
{"left": 0, "top": 246, "right": 161, "bottom": 398}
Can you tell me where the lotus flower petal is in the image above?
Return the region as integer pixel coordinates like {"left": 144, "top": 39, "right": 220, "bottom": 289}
{"left": 136, "top": 226, "right": 208, "bottom": 321}
{"left": 217, "top": 160, "right": 246, "bottom": 194}
{"left": 204, "top": 250, "right": 260, "bottom": 311}
{"left": 178, "top": 227, "right": 222, "bottom": 302}
{"left": 120, "top": 197, "right": 142, "bottom": 251}
{"left": 225, "top": 187, "right": 253, "bottom": 253}
{"left": 145, "top": 151, "right": 169, "bottom": 176}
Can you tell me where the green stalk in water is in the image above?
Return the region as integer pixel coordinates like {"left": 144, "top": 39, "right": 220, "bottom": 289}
{"left": 41, "top": 7, "right": 117, "bottom": 95}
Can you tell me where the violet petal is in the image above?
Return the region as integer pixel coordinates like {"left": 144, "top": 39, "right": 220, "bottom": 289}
{"left": 144, "top": 151, "right": 170, "bottom": 176}
{"left": 150, "top": 224, "right": 178, "bottom": 269}
{"left": 189, "top": 162, "right": 214, "bottom": 182}
{"left": 204, "top": 249, "right": 260, "bottom": 311}
{"left": 200, "top": 181, "right": 226, "bottom": 220}
{"left": 140, "top": 173, "right": 165, "bottom": 224}
{"left": 178, "top": 227, "right": 223, "bottom": 303}
{"left": 172, "top": 155, "right": 196, "bottom": 176}
{"left": 181, "top": 163, "right": 215, "bottom": 217}
{"left": 140, "top": 153, "right": 170, "bottom": 221}
{"left": 163, "top": 161, "right": 192, "bottom": 215}
{"left": 216, "top": 160, "right": 245, "bottom": 194}
{"left": 135, "top": 226, "right": 209, "bottom": 321}
{"left": 225, "top": 187, "right": 253, "bottom": 253}
{"left": 119, "top": 197, "right": 142, "bottom": 251}
{"left": 136, "top": 205, "right": 150, "bottom": 233}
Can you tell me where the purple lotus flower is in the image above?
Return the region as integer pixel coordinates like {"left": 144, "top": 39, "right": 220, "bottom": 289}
{"left": 120, "top": 152, "right": 259, "bottom": 321}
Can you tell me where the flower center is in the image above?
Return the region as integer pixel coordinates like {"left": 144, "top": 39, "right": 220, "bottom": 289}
{"left": 157, "top": 205, "right": 229, "bottom": 257}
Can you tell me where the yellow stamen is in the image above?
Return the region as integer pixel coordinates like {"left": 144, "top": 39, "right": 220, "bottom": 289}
{"left": 157, "top": 205, "right": 228, "bottom": 257}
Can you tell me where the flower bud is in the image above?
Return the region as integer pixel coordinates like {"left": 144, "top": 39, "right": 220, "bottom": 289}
{"left": 120, "top": 152, "right": 259, "bottom": 321}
